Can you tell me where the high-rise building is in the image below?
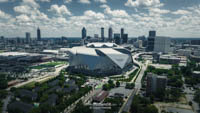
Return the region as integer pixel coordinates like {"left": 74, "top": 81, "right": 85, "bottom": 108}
{"left": 121, "top": 28, "right": 124, "bottom": 41}
{"left": 154, "top": 36, "right": 171, "bottom": 53}
{"left": 101, "top": 27, "right": 104, "bottom": 42}
{"left": 94, "top": 34, "right": 99, "bottom": 38}
{"left": 122, "top": 34, "right": 128, "bottom": 44}
{"left": 147, "top": 31, "right": 156, "bottom": 52}
{"left": 37, "top": 27, "right": 41, "bottom": 41}
{"left": 114, "top": 33, "right": 121, "bottom": 45}
{"left": 82, "top": 27, "right": 87, "bottom": 39}
{"left": 138, "top": 36, "right": 146, "bottom": 47}
{"left": 26, "top": 32, "right": 31, "bottom": 43}
{"left": 149, "top": 31, "right": 156, "bottom": 37}
{"left": 146, "top": 73, "right": 167, "bottom": 96}
{"left": 108, "top": 27, "right": 113, "bottom": 41}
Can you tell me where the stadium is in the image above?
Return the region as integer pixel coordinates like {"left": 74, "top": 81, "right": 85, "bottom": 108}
{"left": 66, "top": 43, "right": 134, "bottom": 76}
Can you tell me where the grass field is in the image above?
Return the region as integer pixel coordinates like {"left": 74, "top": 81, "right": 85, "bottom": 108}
{"left": 31, "top": 61, "right": 67, "bottom": 69}
{"left": 20, "top": 81, "right": 36, "bottom": 89}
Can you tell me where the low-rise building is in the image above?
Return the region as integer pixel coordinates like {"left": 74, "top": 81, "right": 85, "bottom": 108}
{"left": 8, "top": 101, "right": 33, "bottom": 113}
{"left": 192, "top": 71, "right": 200, "bottom": 78}
{"left": 159, "top": 54, "right": 181, "bottom": 64}
{"left": 17, "top": 89, "right": 38, "bottom": 101}
{"left": 93, "top": 91, "right": 109, "bottom": 103}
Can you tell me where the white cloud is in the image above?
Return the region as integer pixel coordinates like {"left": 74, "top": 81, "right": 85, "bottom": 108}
{"left": 16, "top": 14, "right": 31, "bottom": 22}
{"left": 125, "top": 0, "right": 163, "bottom": 8}
{"left": 0, "top": 0, "right": 8, "bottom": 2}
{"left": 84, "top": 10, "right": 105, "bottom": 19}
{"left": 0, "top": 10, "right": 11, "bottom": 19}
{"left": 22, "top": 0, "right": 40, "bottom": 8}
{"left": 172, "top": 9, "right": 191, "bottom": 15}
{"left": 94, "top": 0, "right": 106, "bottom": 3}
{"left": 79, "top": 0, "right": 90, "bottom": 4}
{"left": 37, "top": 0, "right": 50, "bottom": 2}
{"left": 101, "top": 5, "right": 129, "bottom": 18}
{"left": 64, "top": 0, "right": 72, "bottom": 3}
{"left": 149, "top": 8, "right": 170, "bottom": 14}
{"left": 14, "top": 5, "right": 32, "bottom": 14}
{"left": 48, "top": 4, "right": 72, "bottom": 16}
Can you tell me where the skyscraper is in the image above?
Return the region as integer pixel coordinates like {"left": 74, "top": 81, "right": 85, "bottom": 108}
{"left": 108, "top": 27, "right": 113, "bottom": 41}
{"left": 147, "top": 31, "right": 156, "bottom": 52}
{"left": 122, "top": 34, "right": 128, "bottom": 44}
{"left": 26, "top": 32, "right": 31, "bottom": 43}
{"left": 121, "top": 28, "right": 124, "bottom": 38}
{"left": 101, "top": 27, "right": 104, "bottom": 42}
{"left": 149, "top": 31, "right": 156, "bottom": 37}
{"left": 37, "top": 27, "right": 41, "bottom": 41}
{"left": 82, "top": 27, "right": 87, "bottom": 39}
{"left": 114, "top": 33, "right": 121, "bottom": 45}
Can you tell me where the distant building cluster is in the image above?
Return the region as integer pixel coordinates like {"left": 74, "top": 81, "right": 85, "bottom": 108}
{"left": 81, "top": 27, "right": 128, "bottom": 45}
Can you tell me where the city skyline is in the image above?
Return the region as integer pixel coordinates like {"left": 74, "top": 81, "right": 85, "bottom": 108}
{"left": 0, "top": 0, "right": 200, "bottom": 38}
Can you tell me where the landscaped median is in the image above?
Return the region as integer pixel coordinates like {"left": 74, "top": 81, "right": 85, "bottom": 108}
{"left": 118, "top": 69, "right": 139, "bottom": 82}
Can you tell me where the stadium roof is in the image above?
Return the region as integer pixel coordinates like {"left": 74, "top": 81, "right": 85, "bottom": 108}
{"left": 87, "top": 43, "right": 117, "bottom": 48}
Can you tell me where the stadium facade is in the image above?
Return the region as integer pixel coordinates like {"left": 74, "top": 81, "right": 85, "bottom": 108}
{"left": 67, "top": 43, "right": 133, "bottom": 76}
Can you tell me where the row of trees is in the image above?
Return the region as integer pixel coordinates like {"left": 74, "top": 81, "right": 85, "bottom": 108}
{"left": 130, "top": 95, "right": 158, "bottom": 113}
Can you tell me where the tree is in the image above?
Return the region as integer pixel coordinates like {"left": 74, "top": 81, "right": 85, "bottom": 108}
{"left": 189, "top": 101, "right": 193, "bottom": 106}
{"left": 116, "top": 81, "right": 120, "bottom": 87}
{"left": 0, "top": 73, "right": 8, "bottom": 89}
{"left": 108, "top": 80, "right": 113, "bottom": 85}
{"left": 72, "top": 100, "right": 92, "bottom": 113}
{"left": 103, "top": 84, "right": 110, "bottom": 91}
{"left": 143, "top": 105, "right": 158, "bottom": 113}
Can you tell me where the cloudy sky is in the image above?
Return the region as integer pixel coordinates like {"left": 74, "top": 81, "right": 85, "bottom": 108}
{"left": 0, "top": 0, "right": 200, "bottom": 38}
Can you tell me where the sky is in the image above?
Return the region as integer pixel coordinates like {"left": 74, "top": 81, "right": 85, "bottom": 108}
{"left": 0, "top": 0, "right": 200, "bottom": 38}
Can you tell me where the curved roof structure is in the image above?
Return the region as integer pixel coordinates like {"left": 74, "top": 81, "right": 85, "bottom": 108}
{"left": 86, "top": 43, "right": 118, "bottom": 48}
{"left": 67, "top": 43, "right": 133, "bottom": 75}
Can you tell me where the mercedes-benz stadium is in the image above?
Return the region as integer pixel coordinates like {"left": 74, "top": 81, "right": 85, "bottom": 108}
{"left": 66, "top": 43, "right": 133, "bottom": 76}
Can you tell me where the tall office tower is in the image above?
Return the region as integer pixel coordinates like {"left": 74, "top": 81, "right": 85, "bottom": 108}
{"left": 37, "top": 27, "right": 41, "bottom": 41}
{"left": 121, "top": 28, "right": 124, "bottom": 38}
{"left": 147, "top": 31, "right": 156, "bottom": 52}
{"left": 26, "top": 32, "right": 31, "bottom": 43}
{"left": 108, "top": 27, "right": 113, "bottom": 41}
{"left": 146, "top": 73, "right": 167, "bottom": 96}
{"left": 149, "top": 31, "right": 156, "bottom": 37}
{"left": 122, "top": 34, "right": 128, "bottom": 44}
{"left": 154, "top": 36, "right": 171, "bottom": 54}
{"left": 114, "top": 33, "right": 121, "bottom": 45}
{"left": 82, "top": 27, "right": 87, "bottom": 39}
{"left": 101, "top": 27, "right": 104, "bottom": 42}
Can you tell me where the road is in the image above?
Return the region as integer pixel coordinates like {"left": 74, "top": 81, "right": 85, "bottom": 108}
{"left": 119, "top": 52, "right": 149, "bottom": 113}
{"left": 6, "top": 64, "right": 68, "bottom": 90}
{"left": 2, "top": 64, "right": 68, "bottom": 113}
{"left": 183, "top": 77, "right": 199, "bottom": 113}
{"left": 2, "top": 93, "right": 12, "bottom": 113}
{"left": 63, "top": 88, "right": 101, "bottom": 113}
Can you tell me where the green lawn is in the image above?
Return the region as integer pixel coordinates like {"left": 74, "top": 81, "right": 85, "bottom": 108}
{"left": 20, "top": 81, "right": 36, "bottom": 89}
{"left": 31, "top": 61, "right": 67, "bottom": 69}
{"left": 0, "top": 50, "right": 4, "bottom": 53}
